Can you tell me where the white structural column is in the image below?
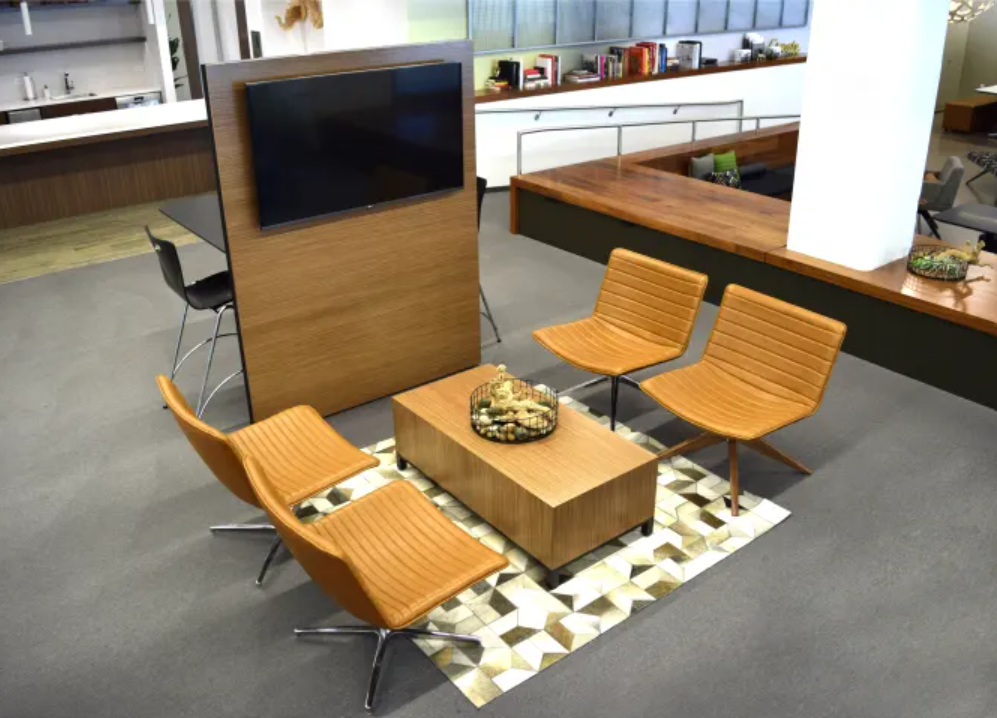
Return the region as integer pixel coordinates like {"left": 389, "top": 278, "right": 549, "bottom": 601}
{"left": 787, "top": 0, "right": 950, "bottom": 270}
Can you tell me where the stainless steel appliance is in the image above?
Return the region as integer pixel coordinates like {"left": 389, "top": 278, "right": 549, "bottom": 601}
{"left": 8, "top": 108, "right": 41, "bottom": 123}
{"left": 115, "top": 92, "right": 162, "bottom": 110}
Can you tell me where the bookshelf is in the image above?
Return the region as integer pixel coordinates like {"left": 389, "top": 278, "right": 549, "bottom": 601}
{"left": 474, "top": 54, "right": 805, "bottom": 103}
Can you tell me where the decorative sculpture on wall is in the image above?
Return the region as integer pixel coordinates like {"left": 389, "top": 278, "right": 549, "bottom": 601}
{"left": 276, "top": 0, "right": 324, "bottom": 30}
{"left": 949, "top": 0, "right": 996, "bottom": 23}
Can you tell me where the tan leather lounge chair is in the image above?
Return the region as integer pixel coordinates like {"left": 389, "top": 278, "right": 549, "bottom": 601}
{"left": 243, "top": 455, "right": 508, "bottom": 713}
{"left": 533, "top": 248, "right": 708, "bottom": 430}
{"left": 641, "top": 285, "right": 847, "bottom": 515}
{"left": 157, "top": 375, "right": 378, "bottom": 584}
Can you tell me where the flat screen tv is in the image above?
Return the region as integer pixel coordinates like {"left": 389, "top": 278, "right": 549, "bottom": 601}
{"left": 245, "top": 62, "right": 464, "bottom": 229}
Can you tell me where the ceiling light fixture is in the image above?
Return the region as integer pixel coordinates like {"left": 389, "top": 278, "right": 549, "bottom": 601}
{"left": 949, "top": 0, "right": 997, "bottom": 22}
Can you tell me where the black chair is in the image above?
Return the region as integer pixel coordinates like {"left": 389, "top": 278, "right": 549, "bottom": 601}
{"left": 147, "top": 226, "right": 240, "bottom": 417}
{"left": 477, "top": 176, "right": 501, "bottom": 343}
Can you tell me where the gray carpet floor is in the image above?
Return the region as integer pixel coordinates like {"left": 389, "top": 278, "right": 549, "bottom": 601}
{"left": 1, "top": 191, "right": 996, "bottom": 718}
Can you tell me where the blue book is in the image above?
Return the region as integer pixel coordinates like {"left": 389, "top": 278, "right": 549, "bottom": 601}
{"left": 659, "top": 44, "right": 668, "bottom": 72}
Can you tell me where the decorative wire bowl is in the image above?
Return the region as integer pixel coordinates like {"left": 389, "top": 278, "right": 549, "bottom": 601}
{"left": 470, "top": 379, "right": 558, "bottom": 444}
{"left": 907, "top": 245, "right": 968, "bottom": 281}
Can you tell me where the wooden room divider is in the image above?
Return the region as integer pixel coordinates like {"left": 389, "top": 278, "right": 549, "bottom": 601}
{"left": 203, "top": 41, "right": 480, "bottom": 420}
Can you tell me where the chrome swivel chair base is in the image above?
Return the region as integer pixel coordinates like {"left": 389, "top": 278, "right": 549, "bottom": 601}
{"left": 294, "top": 624, "right": 481, "bottom": 713}
{"left": 208, "top": 523, "right": 283, "bottom": 586}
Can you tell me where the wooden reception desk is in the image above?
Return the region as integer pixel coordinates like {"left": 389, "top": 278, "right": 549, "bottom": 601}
{"left": 511, "top": 123, "right": 997, "bottom": 410}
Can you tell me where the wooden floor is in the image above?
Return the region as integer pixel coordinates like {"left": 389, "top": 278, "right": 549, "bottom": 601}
{"left": 0, "top": 202, "right": 199, "bottom": 285}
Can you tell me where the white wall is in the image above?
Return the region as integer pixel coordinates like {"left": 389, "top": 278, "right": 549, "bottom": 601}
{"left": 960, "top": 8, "right": 997, "bottom": 95}
{"left": 477, "top": 60, "right": 807, "bottom": 187}
{"left": 325, "top": 0, "right": 408, "bottom": 50}
{"left": 0, "top": 4, "right": 159, "bottom": 104}
{"left": 788, "top": 0, "right": 948, "bottom": 271}
{"left": 937, "top": 21, "right": 969, "bottom": 109}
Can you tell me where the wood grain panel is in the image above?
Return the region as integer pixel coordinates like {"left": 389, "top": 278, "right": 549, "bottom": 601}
{"left": 766, "top": 242, "right": 997, "bottom": 337}
{"left": 0, "top": 127, "right": 215, "bottom": 229}
{"left": 513, "top": 121, "right": 997, "bottom": 339}
{"left": 40, "top": 97, "right": 117, "bottom": 120}
{"left": 392, "top": 365, "right": 657, "bottom": 568}
{"left": 512, "top": 155, "right": 792, "bottom": 260}
{"left": 475, "top": 56, "right": 807, "bottom": 104}
{"left": 203, "top": 41, "right": 481, "bottom": 420}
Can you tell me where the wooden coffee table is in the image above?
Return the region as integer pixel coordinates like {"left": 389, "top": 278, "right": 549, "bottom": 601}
{"left": 392, "top": 365, "right": 658, "bottom": 586}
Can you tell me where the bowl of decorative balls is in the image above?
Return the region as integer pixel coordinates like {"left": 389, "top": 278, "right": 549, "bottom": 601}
{"left": 470, "top": 364, "right": 558, "bottom": 443}
{"left": 907, "top": 240, "right": 990, "bottom": 281}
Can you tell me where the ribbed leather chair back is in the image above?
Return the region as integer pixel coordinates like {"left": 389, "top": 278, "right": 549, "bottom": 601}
{"left": 703, "top": 285, "right": 847, "bottom": 410}
{"left": 244, "top": 456, "right": 385, "bottom": 627}
{"left": 594, "top": 248, "right": 708, "bottom": 350}
{"left": 157, "top": 375, "right": 258, "bottom": 507}
{"left": 146, "top": 227, "right": 188, "bottom": 303}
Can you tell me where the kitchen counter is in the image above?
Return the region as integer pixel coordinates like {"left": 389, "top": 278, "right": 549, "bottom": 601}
{"left": 0, "top": 99, "right": 208, "bottom": 157}
{"left": 0, "top": 99, "right": 215, "bottom": 228}
{"left": 0, "top": 85, "right": 161, "bottom": 114}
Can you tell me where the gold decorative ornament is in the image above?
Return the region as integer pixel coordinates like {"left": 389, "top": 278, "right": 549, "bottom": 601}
{"left": 276, "top": 0, "right": 324, "bottom": 30}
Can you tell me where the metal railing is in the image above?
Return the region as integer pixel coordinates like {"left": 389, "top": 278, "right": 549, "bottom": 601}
{"left": 476, "top": 99, "right": 744, "bottom": 122}
{"left": 516, "top": 114, "right": 801, "bottom": 175}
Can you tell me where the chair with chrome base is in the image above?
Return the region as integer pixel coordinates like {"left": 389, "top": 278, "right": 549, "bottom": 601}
{"left": 243, "top": 455, "right": 508, "bottom": 713}
{"left": 147, "top": 226, "right": 238, "bottom": 417}
{"left": 640, "top": 285, "right": 846, "bottom": 515}
{"left": 533, "top": 248, "right": 708, "bottom": 430}
{"left": 477, "top": 176, "right": 501, "bottom": 343}
{"left": 157, "top": 375, "right": 379, "bottom": 585}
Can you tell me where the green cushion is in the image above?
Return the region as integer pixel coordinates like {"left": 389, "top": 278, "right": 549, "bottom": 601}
{"left": 714, "top": 151, "right": 738, "bottom": 173}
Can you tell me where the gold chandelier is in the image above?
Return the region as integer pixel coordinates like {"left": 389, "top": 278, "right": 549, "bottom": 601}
{"left": 950, "top": 0, "right": 997, "bottom": 22}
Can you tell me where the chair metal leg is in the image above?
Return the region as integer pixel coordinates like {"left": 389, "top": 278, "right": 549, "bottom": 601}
{"left": 919, "top": 210, "right": 942, "bottom": 239}
{"left": 610, "top": 376, "right": 620, "bottom": 431}
{"left": 967, "top": 169, "right": 988, "bottom": 186}
{"left": 196, "top": 304, "right": 230, "bottom": 416}
{"left": 197, "top": 369, "right": 245, "bottom": 419}
{"left": 255, "top": 536, "right": 283, "bottom": 587}
{"left": 479, "top": 284, "right": 501, "bottom": 343}
{"left": 169, "top": 303, "right": 190, "bottom": 380}
{"left": 619, "top": 374, "right": 642, "bottom": 390}
{"left": 293, "top": 624, "right": 481, "bottom": 713}
{"left": 728, "top": 439, "right": 740, "bottom": 517}
{"left": 210, "top": 523, "right": 276, "bottom": 534}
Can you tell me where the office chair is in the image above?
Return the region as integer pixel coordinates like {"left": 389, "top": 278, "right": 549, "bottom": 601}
{"left": 641, "top": 285, "right": 846, "bottom": 515}
{"left": 147, "top": 226, "right": 238, "bottom": 417}
{"left": 157, "top": 375, "right": 379, "bottom": 585}
{"left": 533, "top": 249, "right": 708, "bottom": 431}
{"left": 477, "top": 176, "right": 501, "bottom": 343}
{"left": 244, "top": 455, "right": 508, "bottom": 712}
{"left": 919, "top": 157, "right": 964, "bottom": 238}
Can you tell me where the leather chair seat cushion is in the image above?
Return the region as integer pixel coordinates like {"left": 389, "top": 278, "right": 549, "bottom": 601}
{"left": 533, "top": 316, "right": 683, "bottom": 376}
{"left": 934, "top": 203, "right": 997, "bottom": 234}
{"left": 229, "top": 405, "right": 379, "bottom": 506}
{"left": 641, "top": 361, "right": 813, "bottom": 441}
{"left": 185, "top": 271, "right": 234, "bottom": 311}
{"left": 307, "top": 481, "right": 509, "bottom": 629}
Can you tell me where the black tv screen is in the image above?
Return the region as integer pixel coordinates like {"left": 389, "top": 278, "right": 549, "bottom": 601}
{"left": 245, "top": 62, "right": 464, "bottom": 229}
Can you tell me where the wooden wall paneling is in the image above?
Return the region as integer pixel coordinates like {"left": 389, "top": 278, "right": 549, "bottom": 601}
{"left": 0, "top": 128, "right": 216, "bottom": 229}
{"left": 203, "top": 41, "right": 481, "bottom": 420}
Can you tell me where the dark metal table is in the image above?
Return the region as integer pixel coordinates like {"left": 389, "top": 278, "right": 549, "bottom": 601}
{"left": 160, "top": 192, "right": 226, "bottom": 252}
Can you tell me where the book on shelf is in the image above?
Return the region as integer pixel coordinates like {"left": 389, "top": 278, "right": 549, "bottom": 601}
{"left": 536, "top": 53, "right": 561, "bottom": 86}
{"left": 635, "top": 42, "right": 658, "bottom": 74}
{"left": 563, "top": 69, "right": 601, "bottom": 84}
{"left": 658, "top": 44, "right": 668, "bottom": 73}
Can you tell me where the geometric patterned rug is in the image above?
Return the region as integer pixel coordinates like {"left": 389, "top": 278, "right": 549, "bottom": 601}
{"left": 295, "top": 395, "right": 791, "bottom": 708}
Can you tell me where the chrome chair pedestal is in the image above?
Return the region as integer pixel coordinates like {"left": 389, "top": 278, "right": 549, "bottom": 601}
{"left": 208, "top": 523, "right": 283, "bottom": 586}
{"left": 294, "top": 625, "right": 481, "bottom": 713}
